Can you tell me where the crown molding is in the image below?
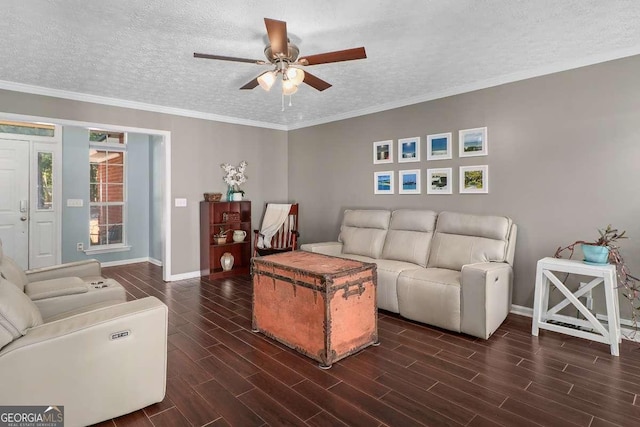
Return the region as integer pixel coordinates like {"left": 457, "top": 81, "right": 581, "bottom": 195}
{"left": 287, "top": 45, "right": 640, "bottom": 130}
{"left": 0, "top": 80, "right": 288, "bottom": 131}
{"left": 2, "top": 45, "right": 640, "bottom": 132}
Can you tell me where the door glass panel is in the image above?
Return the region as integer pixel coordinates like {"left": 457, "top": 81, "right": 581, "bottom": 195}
{"left": 37, "top": 152, "right": 53, "bottom": 210}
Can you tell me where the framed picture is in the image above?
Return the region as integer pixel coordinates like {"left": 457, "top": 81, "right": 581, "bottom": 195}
{"left": 426, "top": 168, "right": 452, "bottom": 194}
{"left": 374, "top": 171, "right": 394, "bottom": 194}
{"left": 459, "top": 127, "right": 488, "bottom": 157}
{"left": 399, "top": 169, "right": 421, "bottom": 194}
{"left": 426, "top": 133, "right": 452, "bottom": 160}
{"left": 373, "top": 140, "right": 393, "bottom": 164}
{"left": 398, "top": 137, "right": 420, "bottom": 163}
{"left": 459, "top": 165, "right": 488, "bottom": 194}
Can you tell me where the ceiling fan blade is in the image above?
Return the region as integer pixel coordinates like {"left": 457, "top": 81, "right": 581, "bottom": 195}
{"left": 240, "top": 77, "right": 260, "bottom": 90}
{"left": 298, "top": 47, "right": 367, "bottom": 66}
{"left": 303, "top": 71, "right": 332, "bottom": 91}
{"left": 194, "top": 52, "right": 266, "bottom": 65}
{"left": 264, "top": 18, "right": 288, "bottom": 57}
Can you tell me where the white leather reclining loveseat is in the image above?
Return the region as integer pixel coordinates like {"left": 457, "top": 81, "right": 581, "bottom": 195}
{"left": 301, "top": 209, "right": 517, "bottom": 339}
{"left": 0, "top": 239, "right": 126, "bottom": 320}
{"left": 0, "top": 241, "right": 168, "bottom": 426}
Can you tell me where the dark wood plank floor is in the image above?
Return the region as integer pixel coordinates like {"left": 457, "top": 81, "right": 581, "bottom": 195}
{"left": 93, "top": 263, "right": 640, "bottom": 427}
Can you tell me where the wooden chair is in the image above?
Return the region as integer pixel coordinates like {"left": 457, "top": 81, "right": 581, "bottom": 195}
{"left": 253, "top": 204, "right": 299, "bottom": 257}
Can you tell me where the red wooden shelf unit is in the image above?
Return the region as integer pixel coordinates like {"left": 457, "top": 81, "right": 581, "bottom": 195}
{"left": 200, "top": 201, "right": 251, "bottom": 278}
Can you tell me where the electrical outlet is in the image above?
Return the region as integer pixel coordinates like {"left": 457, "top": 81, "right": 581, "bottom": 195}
{"left": 77, "top": 242, "right": 84, "bottom": 251}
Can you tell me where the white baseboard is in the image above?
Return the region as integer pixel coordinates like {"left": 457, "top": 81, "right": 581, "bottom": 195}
{"left": 510, "top": 304, "right": 640, "bottom": 342}
{"left": 148, "top": 257, "right": 163, "bottom": 267}
{"left": 100, "top": 258, "right": 199, "bottom": 282}
{"left": 510, "top": 304, "right": 533, "bottom": 317}
{"left": 168, "top": 270, "right": 201, "bottom": 281}
{"left": 101, "top": 257, "right": 152, "bottom": 267}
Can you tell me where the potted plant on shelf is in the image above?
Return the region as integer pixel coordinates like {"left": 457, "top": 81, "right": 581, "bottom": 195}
{"left": 213, "top": 226, "right": 230, "bottom": 245}
{"left": 220, "top": 161, "right": 248, "bottom": 201}
{"left": 555, "top": 225, "right": 639, "bottom": 331}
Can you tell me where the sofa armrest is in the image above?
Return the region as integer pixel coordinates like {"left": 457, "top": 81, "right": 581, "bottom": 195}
{"left": 300, "top": 241, "right": 343, "bottom": 256}
{"left": 25, "top": 259, "right": 102, "bottom": 282}
{"left": 460, "top": 262, "right": 513, "bottom": 339}
{"left": 25, "top": 277, "right": 89, "bottom": 300}
{"left": 0, "top": 297, "right": 167, "bottom": 426}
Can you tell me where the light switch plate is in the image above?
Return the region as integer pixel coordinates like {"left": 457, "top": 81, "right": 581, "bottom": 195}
{"left": 67, "top": 199, "right": 83, "bottom": 207}
{"left": 175, "top": 198, "right": 187, "bottom": 207}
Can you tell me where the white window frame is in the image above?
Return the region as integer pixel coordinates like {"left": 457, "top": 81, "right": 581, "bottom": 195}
{"left": 86, "top": 132, "right": 129, "bottom": 253}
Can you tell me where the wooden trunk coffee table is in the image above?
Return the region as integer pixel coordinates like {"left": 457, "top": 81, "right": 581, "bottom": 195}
{"left": 251, "top": 251, "right": 378, "bottom": 369}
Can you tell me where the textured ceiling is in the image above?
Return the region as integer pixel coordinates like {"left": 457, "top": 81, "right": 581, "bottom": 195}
{"left": 1, "top": 1, "right": 640, "bottom": 129}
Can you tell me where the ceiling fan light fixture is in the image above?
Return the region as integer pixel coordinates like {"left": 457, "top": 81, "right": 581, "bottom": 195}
{"left": 282, "top": 78, "right": 298, "bottom": 95}
{"left": 257, "top": 71, "right": 277, "bottom": 91}
{"left": 285, "top": 67, "right": 305, "bottom": 86}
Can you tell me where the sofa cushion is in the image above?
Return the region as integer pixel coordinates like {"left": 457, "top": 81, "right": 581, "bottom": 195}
{"left": 397, "top": 268, "right": 462, "bottom": 332}
{"left": 0, "top": 276, "right": 43, "bottom": 349}
{"left": 373, "top": 259, "right": 422, "bottom": 313}
{"left": 428, "top": 212, "right": 512, "bottom": 271}
{"left": 0, "top": 240, "right": 29, "bottom": 292}
{"left": 339, "top": 210, "right": 390, "bottom": 258}
{"left": 382, "top": 210, "right": 437, "bottom": 267}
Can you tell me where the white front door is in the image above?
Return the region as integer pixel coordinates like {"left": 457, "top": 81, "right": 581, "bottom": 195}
{"left": 0, "top": 138, "right": 30, "bottom": 269}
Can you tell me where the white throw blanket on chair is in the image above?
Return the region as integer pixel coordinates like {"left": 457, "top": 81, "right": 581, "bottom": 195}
{"left": 257, "top": 203, "right": 292, "bottom": 249}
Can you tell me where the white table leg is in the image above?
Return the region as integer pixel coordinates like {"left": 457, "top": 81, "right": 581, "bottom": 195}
{"left": 614, "top": 282, "right": 622, "bottom": 344}
{"left": 603, "top": 271, "right": 620, "bottom": 356}
{"left": 532, "top": 262, "right": 544, "bottom": 336}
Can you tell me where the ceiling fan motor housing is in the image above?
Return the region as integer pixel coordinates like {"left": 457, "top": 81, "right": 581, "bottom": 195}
{"left": 264, "top": 43, "right": 300, "bottom": 64}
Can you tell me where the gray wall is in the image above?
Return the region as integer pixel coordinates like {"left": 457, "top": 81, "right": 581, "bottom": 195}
{"left": 61, "top": 127, "right": 151, "bottom": 263}
{"left": 149, "top": 134, "right": 163, "bottom": 262}
{"left": 0, "top": 91, "right": 289, "bottom": 275}
{"left": 288, "top": 54, "right": 640, "bottom": 310}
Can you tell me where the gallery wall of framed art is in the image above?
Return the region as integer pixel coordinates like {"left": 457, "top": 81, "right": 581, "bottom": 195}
{"left": 372, "top": 127, "right": 489, "bottom": 195}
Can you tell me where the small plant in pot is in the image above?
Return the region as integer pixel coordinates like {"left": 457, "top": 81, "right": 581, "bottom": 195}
{"left": 213, "top": 226, "right": 230, "bottom": 245}
{"left": 555, "top": 225, "right": 640, "bottom": 332}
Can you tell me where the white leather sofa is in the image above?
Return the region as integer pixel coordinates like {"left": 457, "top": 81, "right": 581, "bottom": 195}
{"left": 0, "top": 239, "right": 126, "bottom": 320}
{"left": 0, "top": 272, "right": 168, "bottom": 427}
{"left": 301, "top": 209, "right": 517, "bottom": 339}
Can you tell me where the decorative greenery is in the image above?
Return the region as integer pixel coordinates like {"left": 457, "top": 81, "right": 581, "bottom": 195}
{"left": 555, "top": 225, "right": 639, "bottom": 332}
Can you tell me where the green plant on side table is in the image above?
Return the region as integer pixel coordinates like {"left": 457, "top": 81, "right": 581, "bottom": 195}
{"left": 555, "top": 225, "right": 639, "bottom": 332}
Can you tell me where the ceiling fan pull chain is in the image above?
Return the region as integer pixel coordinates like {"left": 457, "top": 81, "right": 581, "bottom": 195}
{"left": 281, "top": 93, "right": 285, "bottom": 112}
{"left": 289, "top": 95, "right": 293, "bottom": 107}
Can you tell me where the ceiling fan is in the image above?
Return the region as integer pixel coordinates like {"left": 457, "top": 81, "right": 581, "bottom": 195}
{"left": 194, "top": 18, "right": 367, "bottom": 95}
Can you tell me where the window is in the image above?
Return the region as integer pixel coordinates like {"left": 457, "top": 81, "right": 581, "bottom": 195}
{"left": 37, "top": 152, "right": 53, "bottom": 210}
{"left": 89, "top": 130, "right": 125, "bottom": 145}
{"left": 89, "top": 131, "right": 126, "bottom": 247}
{"left": 0, "top": 120, "right": 55, "bottom": 137}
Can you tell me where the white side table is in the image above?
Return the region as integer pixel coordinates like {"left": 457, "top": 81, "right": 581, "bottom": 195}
{"left": 532, "top": 257, "right": 621, "bottom": 356}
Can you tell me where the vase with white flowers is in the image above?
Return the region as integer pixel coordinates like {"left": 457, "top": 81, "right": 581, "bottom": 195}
{"left": 220, "top": 161, "right": 248, "bottom": 201}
